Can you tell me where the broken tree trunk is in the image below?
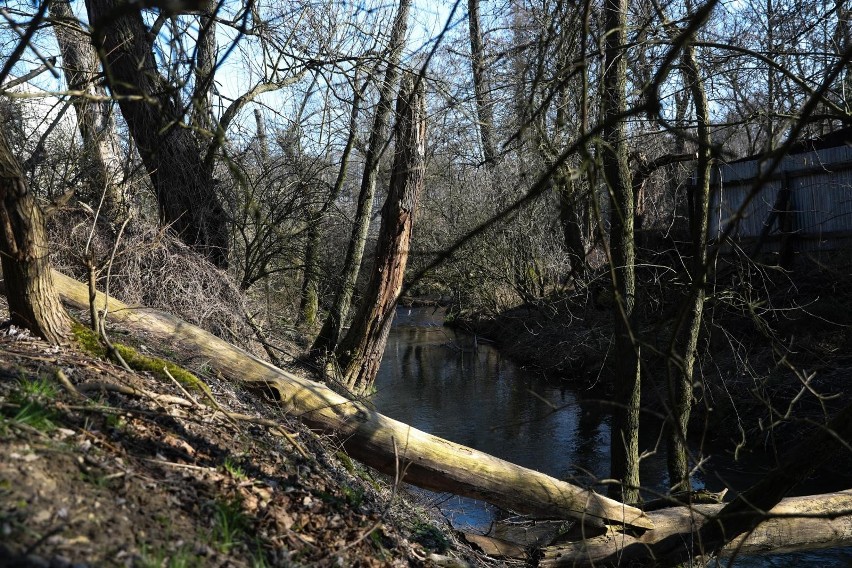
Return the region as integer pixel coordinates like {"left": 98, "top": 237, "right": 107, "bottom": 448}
{"left": 43, "top": 269, "right": 652, "bottom": 531}
{"left": 335, "top": 73, "right": 426, "bottom": 393}
{"left": 311, "top": 0, "right": 412, "bottom": 353}
{"left": 540, "top": 490, "right": 852, "bottom": 567}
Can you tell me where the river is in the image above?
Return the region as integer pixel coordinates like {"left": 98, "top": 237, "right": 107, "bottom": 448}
{"left": 371, "top": 306, "right": 852, "bottom": 566}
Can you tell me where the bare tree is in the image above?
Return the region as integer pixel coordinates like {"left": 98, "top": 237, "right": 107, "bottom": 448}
{"left": 335, "top": 73, "right": 426, "bottom": 394}
{"left": 49, "top": 0, "right": 129, "bottom": 221}
{"left": 468, "top": 0, "right": 496, "bottom": 166}
{"left": 312, "top": 0, "right": 412, "bottom": 354}
{"left": 654, "top": 0, "right": 713, "bottom": 493}
{"left": 601, "top": 0, "right": 641, "bottom": 504}
{"left": 85, "top": 0, "right": 230, "bottom": 266}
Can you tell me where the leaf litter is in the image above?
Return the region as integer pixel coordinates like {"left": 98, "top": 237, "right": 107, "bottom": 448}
{"left": 0, "top": 323, "right": 493, "bottom": 567}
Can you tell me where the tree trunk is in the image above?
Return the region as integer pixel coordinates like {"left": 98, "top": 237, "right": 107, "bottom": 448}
{"left": 301, "top": 83, "right": 361, "bottom": 328}
{"left": 0, "top": 129, "right": 70, "bottom": 344}
{"left": 552, "top": 51, "right": 587, "bottom": 278}
{"left": 38, "top": 269, "right": 852, "bottom": 563}
{"left": 49, "top": 0, "right": 129, "bottom": 220}
{"left": 311, "top": 0, "right": 411, "bottom": 353}
{"left": 85, "top": 0, "right": 229, "bottom": 267}
{"left": 557, "top": 176, "right": 587, "bottom": 278}
{"left": 540, "top": 491, "right": 852, "bottom": 567}
{"left": 468, "top": 0, "right": 496, "bottom": 166}
{"left": 45, "top": 269, "right": 653, "bottom": 531}
{"left": 665, "top": 17, "right": 712, "bottom": 493}
{"left": 601, "top": 0, "right": 641, "bottom": 504}
{"left": 299, "top": 220, "right": 320, "bottom": 327}
{"left": 336, "top": 74, "right": 426, "bottom": 394}
{"left": 192, "top": 0, "right": 217, "bottom": 139}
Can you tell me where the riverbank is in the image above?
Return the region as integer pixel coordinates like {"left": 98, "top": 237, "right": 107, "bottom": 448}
{"left": 447, "top": 254, "right": 852, "bottom": 452}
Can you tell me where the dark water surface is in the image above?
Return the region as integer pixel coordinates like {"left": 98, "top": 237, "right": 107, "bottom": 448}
{"left": 371, "top": 307, "right": 852, "bottom": 566}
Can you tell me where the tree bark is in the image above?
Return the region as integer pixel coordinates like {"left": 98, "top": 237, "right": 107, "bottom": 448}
{"left": 557, "top": 175, "right": 587, "bottom": 278}
{"left": 312, "top": 0, "right": 411, "bottom": 353}
{"left": 335, "top": 73, "right": 425, "bottom": 394}
{"left": 665, "top": 14, "right": 713, "bottom": 493}
{"left": 31, "top": 269, "right": 852, "bottom": 564}
{"left": 0, "top": 129, "right": 70, "bottom": 344}
{"left": 601, "top": 0, "right": 641, "bottom": 504}
{"left": 540, "top": 491, "right": 852, "bottom": 567}
{"left": 192, "top": 0, "right": 217, "bottom": 139}
{"left": 85, "top": 0, "right": 229, "bottom": 267}
{"left": 299, "top": 220, "right": 320, "bottom": 327}
{"left": 301, "top": 82, "right": 362, "bottom": 327}
{"left": 553, "top": 48, "right": 587, "bottom": 278}
{"left": 45, "top": 269, "right": 654, "bottom": 531}
{"left": 49, "top": 0, "right": 129, "bottom": 220}
{"left": 468, "top": 0, "right": 496, "bottom": 166}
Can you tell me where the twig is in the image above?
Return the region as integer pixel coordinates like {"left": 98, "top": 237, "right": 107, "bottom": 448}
{"left": 194, "top": 382, "right": 242, "bottom": 429}
{"left": 77, "top": 381, "right": 193, "bottom": 407}
{"left": 142, "top": 458, "right": 216, "bottom": 472}
{"left": 54, "top": 369, "right": 83, "bottom": 400}
{"left": 224, "top": 410, "right": 310, "bottom": 460}
{"left": 163, "top": 366, "right": 200, "bottom": 406}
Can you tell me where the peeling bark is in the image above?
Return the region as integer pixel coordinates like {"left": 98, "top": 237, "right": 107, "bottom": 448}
{"left": 335, "top": 73, "right": 426, "bottom": 393}
{"left": 312, "top": 0, "right": 411, "bottom": 353}
{"left": 540, "top": 491, "right": 852, "bottom": 567}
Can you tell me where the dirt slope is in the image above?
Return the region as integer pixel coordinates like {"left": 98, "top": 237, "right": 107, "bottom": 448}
{"left": 0, "top": 325, "right": 482, "bottom": 567}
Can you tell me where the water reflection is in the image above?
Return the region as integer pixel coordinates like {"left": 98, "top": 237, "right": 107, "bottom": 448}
{"left": 374, "top": 307, "right": 672, "bottom": 492}
{"left": 374, "top": 308, "right": 587, "bottom": 480}
{"left": 371, "top": 307, "right": 852, "bottom": 565}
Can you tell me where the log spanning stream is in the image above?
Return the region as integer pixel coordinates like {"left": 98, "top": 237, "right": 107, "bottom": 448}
{"left": 41, "top": 272, "right": 852, "bottom": 565}
{"left": 372, "top": 307, "right": 852, "bottom": 566}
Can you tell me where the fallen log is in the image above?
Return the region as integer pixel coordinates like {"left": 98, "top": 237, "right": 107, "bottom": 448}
{"left": 540, "top": 490, "right": 852, "bottom": 567}
{"left": 48, "top": 271, "right": 653, "bottom": 530}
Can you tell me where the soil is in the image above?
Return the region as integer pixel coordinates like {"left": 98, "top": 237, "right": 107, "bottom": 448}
{"left": 0, "top": 319, "right": 489, "bottom": 567}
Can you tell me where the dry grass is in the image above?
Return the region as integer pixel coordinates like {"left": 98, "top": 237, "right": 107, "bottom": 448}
{"left": 47, "top": 208, "right": 260, "bottom": 352}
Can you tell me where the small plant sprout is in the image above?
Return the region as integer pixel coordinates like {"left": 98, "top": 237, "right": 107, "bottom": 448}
{"left": 18, "top": 376, "right": 58, "bottom": 400}
{"left": 211, "top": 497, "right": 249, "bottom": 552}
{"left": 222, "top": 457, "right": 246, "bottom": 479}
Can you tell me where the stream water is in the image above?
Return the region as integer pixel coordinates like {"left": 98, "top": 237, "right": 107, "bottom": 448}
{"left": 371, "top": 307, "right": 852, "bottom": 566}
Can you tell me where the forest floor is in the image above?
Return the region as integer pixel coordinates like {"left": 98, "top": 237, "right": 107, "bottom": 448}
{"left": 0, "top": 311, "right": 490, "bottom": 567}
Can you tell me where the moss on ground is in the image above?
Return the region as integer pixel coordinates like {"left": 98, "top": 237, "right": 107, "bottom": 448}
{"left": 71, "top": 321, "right": 210, "bottom": 395}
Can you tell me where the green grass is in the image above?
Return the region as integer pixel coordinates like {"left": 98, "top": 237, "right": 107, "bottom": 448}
{"left": 10, "top": 400, "right": 55, "bottom": 431}
{"left": 3, "top": 378, "right": 59, "bottom": 432}
{"left": 409, "top": 519, "right": 449, "bottom": 553}
{"left": 210, "top": 497, "right": 249, "bottom": 553}
{"left": 222, "top": 457, "right": 246, "bottom": 480}
{"left": 105, "top": 412, "right": 127, "bottom": 431}
{"left": 137, "top": 543, "right": 197, "bottom": 568}
{"left": 18, "top": 377, "right": 58, "bottom": 399}
{"left": 340, "top": 484, "right": 365, "bottom": 508}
